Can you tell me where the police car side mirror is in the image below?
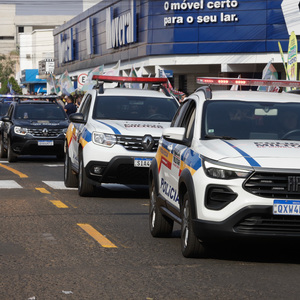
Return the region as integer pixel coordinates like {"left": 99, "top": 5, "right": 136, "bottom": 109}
{"left": 69, "top": 113, "right": 86, "bottom": 124}
{"left": 162, "top": 127, "right": 185, "bottom": 143}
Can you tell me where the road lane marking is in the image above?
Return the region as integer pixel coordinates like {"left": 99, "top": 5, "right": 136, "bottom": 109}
{"left": 77, "top": 224, "right": 117, "bottom": 248}
{"left": 0, "top": 163, "right": 28, "bottom": 178}
{"left": 50, "top": 200, "right": 68, "bottom": 208}
{"left": 36, "top": 187, "right": 50, "bottom": 194}
{"left": 43, "top": 181, "right": 77, "bottom": 190}
{"left": 0, "top": 180, "right": 22, "bottom": 189}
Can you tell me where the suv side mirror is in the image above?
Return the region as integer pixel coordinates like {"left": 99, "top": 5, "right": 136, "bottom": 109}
{"left": 2, "top": 115, "right": 11, "bottom": 122}
{"left": 69, "top": 113, "right": 86, "bottom": 124}
{"left": 162, "top": 127, "right": 185, "bottom": 143}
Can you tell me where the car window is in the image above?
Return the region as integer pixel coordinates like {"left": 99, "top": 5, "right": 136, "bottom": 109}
{"left": 202, "top": 100, "right": 300, "bottom": 140}
{"left": 0, "top": 102, "right": 11, "bottom": 116}
{"left": 14, "top": 103, "right": 67, "bottom": 120}
{"left": 80, "top": 94, "right": 92, "bottom": 120}
{"left": 171, "top": 99, "right": 190, "bottom": 127}
{"left": 92, "top": 96, "right": 178, "bottom": 122}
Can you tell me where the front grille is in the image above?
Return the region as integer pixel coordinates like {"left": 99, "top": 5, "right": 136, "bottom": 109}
{"left": 235, "top": 214, "right": 300, "bottom": 234}
{"left": 27, "top": 128, "right": 64, "bottom": 137}
{"left": 244, "top": 172, "right": 300, "bottom": 199}
{"left": 116, "top": 135, "right": 159, "bottom": 152}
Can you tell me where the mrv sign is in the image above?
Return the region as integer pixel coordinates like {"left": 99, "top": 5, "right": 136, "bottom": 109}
{"left": 106, "top": 0, "right": 137, "bottom": 49}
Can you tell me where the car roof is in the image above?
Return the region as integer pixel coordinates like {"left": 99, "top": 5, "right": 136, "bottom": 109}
{"left": 98, "top": 88, "right": 172, "bottom": 98}
{"left": 195, "top": 90, "right": 300, "bottom": 103}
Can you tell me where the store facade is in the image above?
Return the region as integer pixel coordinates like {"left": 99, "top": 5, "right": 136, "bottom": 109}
{"left": 53, "top": 0, "right": 296, "bottom": 94}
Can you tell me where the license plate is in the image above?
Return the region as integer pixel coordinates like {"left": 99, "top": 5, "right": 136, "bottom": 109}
{"left": 273, "top": 200, "right": 300, "bottom": 215}
{"left": 134, "top": 158, "right": 153, "bottom": 167}
{"left": 38, "top": 140, "right": 54, "bottom": 146}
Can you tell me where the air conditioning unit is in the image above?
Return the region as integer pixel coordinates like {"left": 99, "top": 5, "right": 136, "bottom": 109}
{"left": 26, "top": 54, "right": 31, "bottom": 59}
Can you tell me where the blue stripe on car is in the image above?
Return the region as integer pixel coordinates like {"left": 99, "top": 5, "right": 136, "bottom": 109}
{"left": 223, "top": 140, "right": 261, "bottom": 167}
{"left": 96, "top": 120, "right": 121, "bottom": 134}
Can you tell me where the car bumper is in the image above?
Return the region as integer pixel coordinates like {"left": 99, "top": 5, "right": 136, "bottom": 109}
{"left": 11, "top": 136, "right": 65, "bottom": 155}
{"left": 85, "top": 156, "right": 152, "bottom": 185}
{"left": 193, "top": 205, "right": 300, "bottom": 241}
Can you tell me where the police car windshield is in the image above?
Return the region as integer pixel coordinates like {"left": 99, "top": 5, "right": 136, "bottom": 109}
{"left": 203, "top": 100, "right": 300, "bottom": 141}
{"left": 15, "top": 103, "right": 67, "bottom": 120}
{"left": 93, "top": 96, "right": 178, "bottom": 122}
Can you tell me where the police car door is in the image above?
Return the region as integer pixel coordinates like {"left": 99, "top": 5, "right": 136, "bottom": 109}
{"left": 160, "top": 99, "right": 196, "bottom": 208}
{"left": 70, "top": 94, "right": 92, "bottom": 170}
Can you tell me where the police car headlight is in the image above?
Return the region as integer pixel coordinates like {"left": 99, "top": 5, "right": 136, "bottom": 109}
{"left": 92, "top": 132, "right": 116, "bottom": 147}
{"left": 14, "top": 126, "right": 28, "bottom": 136}
{"left": 203, "top": 160, "right": 251, "bottom": 179}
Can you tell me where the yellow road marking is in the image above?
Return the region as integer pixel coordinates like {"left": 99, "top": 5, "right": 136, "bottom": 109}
{"left": 0, "top": 163, "right": 28, "bottom": 178}
{"left": 77, "top": 223, "right": 117, "bottom": 248}
{"left": 36, "top": 187, "right": 50, "bottom": 194}
{"left": 50, "top": 200, "right": 68, "bottom": 208}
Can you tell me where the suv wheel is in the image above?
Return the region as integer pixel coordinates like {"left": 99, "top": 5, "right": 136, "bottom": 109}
{"left": 7, "top": 139, "right": 17, "bottom": 162}
{"left": 78, "top": 152, "right": 94, "bottom": 196}
{"left": 149, "top": 178, "right": 173, "bottom": 237}
{"left": 0, "top": 137, "right": 7, "bottom": 158}
{"left": 64, "top": 149, "right": 78, "bottom": 188}
{"left": 181, "top": 191, "right": 205, "bottom": 258}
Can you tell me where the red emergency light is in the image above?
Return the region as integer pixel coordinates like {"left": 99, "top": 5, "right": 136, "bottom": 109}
{"left": 92, "top": 75, "right": 168, "bottom": 84}
{"left": 197, "top": 77, "right": 300, "bottom": 88}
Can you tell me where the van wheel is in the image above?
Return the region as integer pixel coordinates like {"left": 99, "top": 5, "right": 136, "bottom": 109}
{"left": 181, "top": 191, "right": 205, "bottom": 258}
{"left": 78, "top": 152, "right": 94, "bottom": 196}
{"left": 149, "top": 178, "right": 173, "bottom": 237}
{"left": 64, "top": 149, "right": 78, "bottom": 187}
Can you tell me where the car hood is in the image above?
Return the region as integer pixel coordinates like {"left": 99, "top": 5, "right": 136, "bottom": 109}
{"left": 15, "top": 119, "right": 69, "bottom": 127}
{"left": 94, "top": 119, "right": 171, "bottom": 136}
{"left": 201, "top": 139, "right": 300, "bottom": 168}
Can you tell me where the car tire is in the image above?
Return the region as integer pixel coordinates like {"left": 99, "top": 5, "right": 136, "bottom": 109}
{"left": 149, "top": 178, "right": 174, "bottom": 237}
{"left": 78, "top": 151, "right": 94, "bottom": 196}
{"left": 0, "top": 137, "right": 7, "bottom": 158}
{"left": 181, "top": 191, "right": 205, "bottom": 258}
{"left": 7, "top": 139, "right": 17, "bottom": 162}
{"left": 64, "top": 149, "right": 78, "bottom": 188}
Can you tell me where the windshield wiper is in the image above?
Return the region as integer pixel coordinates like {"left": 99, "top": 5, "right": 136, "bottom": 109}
{"left": 204, "top": 135, "right": 236, "bottom": 140}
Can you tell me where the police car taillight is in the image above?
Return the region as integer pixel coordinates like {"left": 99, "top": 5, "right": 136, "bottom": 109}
{"left": 197, "top": 77, "right": 300, "bottom": 88}
{"left": 92, "top": 75, "right": 168, "bottom": 84}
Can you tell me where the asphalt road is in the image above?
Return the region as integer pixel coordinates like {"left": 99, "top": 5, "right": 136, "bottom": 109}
{"left": 1, "top": 156, "right": 300, "bottom": 300}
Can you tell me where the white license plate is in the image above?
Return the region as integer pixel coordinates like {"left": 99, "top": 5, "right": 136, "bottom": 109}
{"left": 273, "top": 200, "right": 300, "bottom": 215}
{"left": 134, "top": 158, "right": 153, "bottom": 167}
{"left": 38, "top": 140, "right": 54, "bottom": 146}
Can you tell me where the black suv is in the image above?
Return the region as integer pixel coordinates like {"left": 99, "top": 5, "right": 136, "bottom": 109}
{"left": 0, "top": 95, "right": 69, "bottom": 162}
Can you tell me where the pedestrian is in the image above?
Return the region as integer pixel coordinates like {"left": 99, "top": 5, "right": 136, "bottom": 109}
{"left": 64, "top": 94, "right": 77, "bottom": 116}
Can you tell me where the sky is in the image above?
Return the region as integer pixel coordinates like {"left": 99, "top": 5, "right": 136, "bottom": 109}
{"left": 0, "top": 0, "right": 101, "bottom": 15}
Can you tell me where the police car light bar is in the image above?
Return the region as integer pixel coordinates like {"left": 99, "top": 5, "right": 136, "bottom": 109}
{"left": 92, "top": 75, "right": 168, "bottom": 84}
{"left": 197, "top": 77, "right": 300, "bottom": 88}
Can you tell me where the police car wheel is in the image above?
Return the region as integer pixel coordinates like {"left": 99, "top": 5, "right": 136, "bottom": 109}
{"left": 78, "top": 152, "right": 94, "bottom": 196}
{"left": 0, "top": 137, "right": 7, "bottom": 158}
{"left": 149, "top": 178, "right": 173, "bottom": 237}
{"left": 7, "top": 139, "right": 17, "bottom": 163}
{"left": 64, "top": 149, "right": 78, "bottom": 188}
{"left": 181, "top": 191, "right": 205, "bottom": 258}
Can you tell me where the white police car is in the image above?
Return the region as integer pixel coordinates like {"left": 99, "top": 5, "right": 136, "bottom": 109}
{"left": 64, "top": 75, "right": 179, "bottom": 196}
{"left": 149, "top": 77, "right": 300, "bottom": 257}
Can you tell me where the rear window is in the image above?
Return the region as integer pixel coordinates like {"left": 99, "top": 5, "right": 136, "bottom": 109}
{"left": 92, "top": 96, "right": 179, "bottom": 122}
{"left": 15, "top": 103, "right": 67, "bottom": 120}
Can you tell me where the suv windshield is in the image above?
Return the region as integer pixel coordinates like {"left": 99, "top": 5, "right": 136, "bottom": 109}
{"left": 93, "top": 96, "right": 178, "bottom": 122}
{"left": 15, "top": 103, "right": 67, "bottom": 120}
{"left": 203, "top": 100, "right": 300, "bottom": 141}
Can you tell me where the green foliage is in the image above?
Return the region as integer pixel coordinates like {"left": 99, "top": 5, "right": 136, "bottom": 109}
{"left": 0, "top": 55, "right": 21, "bottom": 94}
